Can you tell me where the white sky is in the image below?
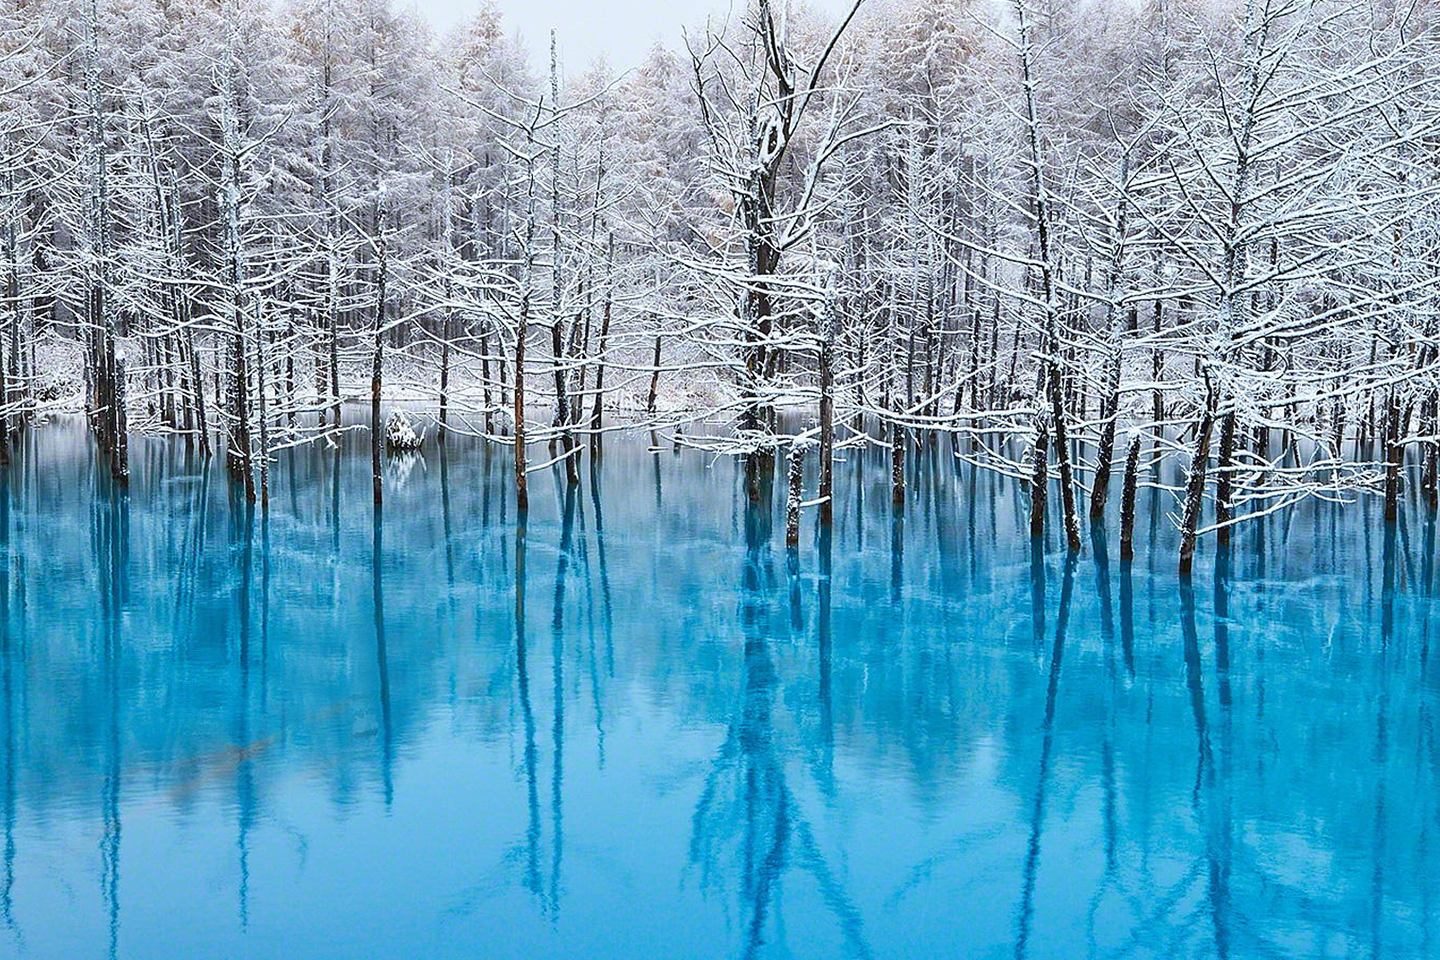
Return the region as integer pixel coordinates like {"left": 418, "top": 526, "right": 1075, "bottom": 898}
{"left": 406, "top": 0, "right": 855, "bottom": 74}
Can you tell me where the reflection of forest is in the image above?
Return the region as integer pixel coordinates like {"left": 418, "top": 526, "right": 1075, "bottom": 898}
{"left": 1, "top": 421, "right": 1439, "bottom": 955}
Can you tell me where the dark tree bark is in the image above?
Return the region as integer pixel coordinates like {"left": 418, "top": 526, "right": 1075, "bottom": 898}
{"left": 785, "top": 442, "right": 805, "bottom": 549}
{"left": 1030, "top": 417, "right": 1049, "bottom": 540}
{"left": 1119, "top": 432, "right": 1141, "bottom": 562}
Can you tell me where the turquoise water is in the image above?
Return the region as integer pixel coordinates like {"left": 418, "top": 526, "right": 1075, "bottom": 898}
{"left": 0, "top": 419, "right": 1437, "bottom": 959}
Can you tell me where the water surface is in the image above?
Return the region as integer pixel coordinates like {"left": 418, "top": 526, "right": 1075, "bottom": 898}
{"left": 1, "top": 419, "right": 1437, "bottom": 959}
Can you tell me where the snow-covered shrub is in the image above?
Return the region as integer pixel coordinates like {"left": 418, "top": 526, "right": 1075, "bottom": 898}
{"left": 384, "top": 411, "right": 423, "bottom": 451}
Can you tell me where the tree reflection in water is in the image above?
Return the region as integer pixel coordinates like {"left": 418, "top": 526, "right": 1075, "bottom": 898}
{"left": 689, "top": 497, "right": 871, "bottom": 959}
{"left": 0, "top": 418, "right": 1436, "bottom": 959}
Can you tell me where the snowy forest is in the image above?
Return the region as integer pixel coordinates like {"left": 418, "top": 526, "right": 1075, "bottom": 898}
{"left": 0, "top": 0, "right": 1437, "bottom": 570}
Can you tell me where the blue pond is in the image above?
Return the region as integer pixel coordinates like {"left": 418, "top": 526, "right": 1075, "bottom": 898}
{"left": 0, "top": 418, "right": 1437, "bottom": 959}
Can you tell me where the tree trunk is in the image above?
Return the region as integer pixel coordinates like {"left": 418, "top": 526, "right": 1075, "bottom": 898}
{"left": 891, "top": 425, "right": 905, "bottom": 510}
{"left": 370, "top": 204, "right": 387, "bottom": 507}
{"left": 819, "top": 314, "right": 835, "bottom": 527}
{"left": 1119, "top": 432, "right": 1141, "bottom": 561}
{"left": 1177, "top": 402, "right": 1216, "bottom": 576}
{"left": 1030, "top": 417, "right": 1049, "bottom": 540}
{"left": 1088, "top": 347, "right": 1123, "bottom": 520}
{"left": 646, "top": 332, "right": 661, "bottom": 417}
{"left": 785, "top": 442, "right": 805, "bottom": 549}
{"left": 1214, "top": 409, "right": 1237, "bottom": 546}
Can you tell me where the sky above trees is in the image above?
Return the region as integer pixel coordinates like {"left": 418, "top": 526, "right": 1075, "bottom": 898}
{"left": 413, "top": 0, "right": 854, "bottom": 72}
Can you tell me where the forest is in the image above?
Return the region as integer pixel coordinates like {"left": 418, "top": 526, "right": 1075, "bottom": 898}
{"left": 0, "top": 0, "right": 1437, "bottom": 571}
{"left": 7, "top": 2, "right": 1440, "bottom": 956}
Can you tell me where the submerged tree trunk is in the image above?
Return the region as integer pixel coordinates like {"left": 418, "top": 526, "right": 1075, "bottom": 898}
{"left": 1089, "top": 347, "right": 1123, "bottom": 520}
{"left": 1030, "top": 417, "right": 1049, "bottom": 540}
{"left": 1177, "top": 400, "right": 1217, "bottom": 577}
{"left": 227, "top": 321, "right": 255, "bottom": 501}
{"left": 438, "top": 308, "right": 453, "bottom": 444}
{"left": 514, "top": 300, "right": 528, "bottom": 511}
{"left": 1383, "top": 390, "right": 1407, "bottom": 524}
{"left": 254, "top": 301, "right": 271, "bottom": 508}
{"left": 1214, "top": 409, "right": 1238, "bottom": 545}
{"left": 589, "top": 234, "right": 615, "bottom": 450}
{"left": 818, "top": 299, "right": 835, "bottom": 527}
{"left": 514, "top": 156, "right": 539, "bottom": 514}
{"left": 547, "top": 35, "right": 579, "bottom": 488}
{"left": 1047, "top": 357, "right": 1082, "bottom": 553}
{"left": 785, "top": 442, "right": 805, "bottom": 549}
{"left": 0, "top": 313, "right": 9, "bottom": 467}
{"left": 1423, "top": 393, "right": 1438, "bottom": 510}
{"left": 891, "top": 425, "right": 905, "bottom": 509}
{"left": 438, "top": 169, "right": 456, "bottom": 445}
{"left": 646, "top": 332, "right": 661, "bottom": 418}
{"left": 85, "top": 0, "right": 127, "bottom": 485}
{"left": 328, "top": 237, "right": 341, "bottom": 430}
{"left": 1119, "top": 432, "right": 1141, "bottom": 561}
{"left": 480, "top": 327, "right": 495, "bottom": 435}
{"left": 550, "top": 315, "right": 578, "bottom": 484}
{"left": 370, "top": 201, "right": 388, "bottom": 507}
{"left": 186, "top": 317, "right": 209, "bottom": 457}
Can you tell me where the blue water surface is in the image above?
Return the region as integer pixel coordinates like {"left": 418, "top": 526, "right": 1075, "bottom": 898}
{"left": 0, "top": 417, "right": 1437, "bottom": 959}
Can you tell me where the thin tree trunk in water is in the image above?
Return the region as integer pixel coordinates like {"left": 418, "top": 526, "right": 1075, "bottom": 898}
{"left": 159, "top": 172, "right": 208, "bottom": 455}
{"left": 1089, "top": 347, "right": 1122, "bottom": 520}
{"left": 177, "top": 332, "right": 193, "bottom": 435}
{"left": 963, "top": 308, "right": 980, "bottom": 415}
{"left": 514, "top": 309, "right": 527, "bottom": 510}
{"left": 550, "top": 317, "right": 578, "bottom": 484}
{"left": 186, "top": 305, "right": 210, "bottom": 457}
{"left": 0, "top": 327, "right": 10, "bottom": 467}
{"left": 987, "top": 298, "right": 1000, "bottom": 409}
{"left": 1423, "top": 391, "right": 1438, "bottom": 510}
{"left": 1030, "top": 417, "right": 1048, "bottom": 540}
{"left": 228, "top": 327, "right": 254, "bottom": 501}
{"left": 1047, "top": 357, "right": 1082, "bottom": 553}
{"left": 284, "top": 307, "right": 296, "bottom": 428}
{"left": 819, "top": 312, "right": 835, "bottom": 527}
{"left": 370, "top": 334, "right": 382, "bottom": 505}
{"left": 1384, "top": 390, "right": 1406, "bottom": 523}
{"left": 1361, "top": 337, "right": 1378, "bottom": 452}
{"left": 85, "top": 0, "right": 127, "bottom": 485}
{"left": 785, "top": 442, "right": 805, "bottom": 548}
{"left": 646, "top": 333, "right": 661, "bottom": 417}
{"left": 164, "top": 339, "right": 176, "bottom": 428}
{"left": 371, "top": 202, "right": 387, "bottom": 507}
{"left": 495, "top": 322, "right": 509, "bottom": 416}
{"left": 111, "top": 351, "right": 128, "bottom": 481}
{"left": 314, "top": 307, "right": 328, "bottom": 430}
{"left": 1151, "top": 301, "right": 1163, "bottom": 426}
{"left": 439, "top": 305, "right": 453, "bottom": 444}
{"left": 547, "top": 35, "right": 577, "bottom": 488}
{"left": 514, "top": 157, "right": 538, "bottom": 514}
{"left": 589, "top": 235, "right": 615, "bottom": 450}
{"left": 1214, "top": 409, "right": 1237, "bottom": 546}
{"left": 1088, "top": 168, "right": 1130, "bottom": 520}
{"left": 1119, "top": 432, "right": 1141, "bottom": 561}
{"left": 438, "top": 167, "right": 457, "bottom": 445}
{"left": 328, "top": 241, "right": 341, "bottom": 430}
{"left": 219, "top": 68, "right": 251, "bottom": 499}
{"left": 891, "top": 425, "right": 905, "bottom": 510}
{"left": 477, "top": 329, "right": 492, "bottom": 433}
{"left": 745, "top": 452, "right": 763, "bottom": 505}
{"left": 1178, "top": 400, "right": 1216, "bottom": 577}
{"left": 1256, "top": 342, "right": 1274, "bottom": 456}
{"left": 3, "top": 176, "right": 20, "bottom": 448}
{"left": 0, "top": 297, "right": 9, "bottom": 466}
{"left": 255, "top": 302, "right": 272, "bottom": 508}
